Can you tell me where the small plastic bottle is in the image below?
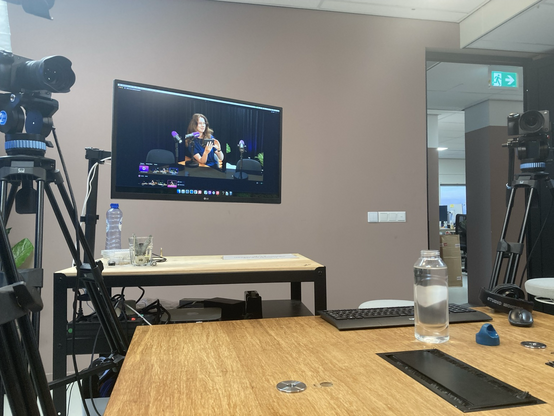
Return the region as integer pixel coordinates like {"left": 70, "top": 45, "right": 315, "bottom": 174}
{"left": 105, "top": 203, "right": 123, "bottom": 250}
{"left": 413, "top": 250, "right": 449, "bottom": 343}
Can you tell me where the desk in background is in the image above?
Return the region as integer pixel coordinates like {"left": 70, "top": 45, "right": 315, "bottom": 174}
{"left": 105, "top": 309, "right": 554, "bottom": 415}
{"left": 52, "top": 253, "right": 326, "bottom": 415}
{"left": 177, "top": 158, "right": 263, "bottom": 180}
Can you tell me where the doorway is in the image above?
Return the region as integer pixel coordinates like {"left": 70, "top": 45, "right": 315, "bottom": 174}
{"left": 426, "top": 51, "right": 527, "bottom": 304}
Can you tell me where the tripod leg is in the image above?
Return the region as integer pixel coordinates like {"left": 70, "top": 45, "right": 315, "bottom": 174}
{"left": 44, "top": 179, "right": 129, "bottom": 352}
{"left": 504, "top": 187, "right": 536, "bottom": 285}
{"left": 490, "top": 186, "right": 517, "bottom": 289}
{"left": 43, "top": 176, "right": 128, "bottom": 415}
{"left": 0, "top": 208, "right": 56, "bottom": 416}
{"left": 0, "top": 179, "right": 6, "bottom": 416}
{"left": 0, "top": 323, "right": 41, "bottom": 416}
{"left": 0, "top": 178, "right": 44, "bottom": 344}
{"left": 29, "top": 180, "right": 46, "bottom": 343}
{"left": 0, "top": 181, "right": 19, "bottom": 225}
{"left": 0, "top": 191, "right": 31, "bottom": 416}
{"left": 44, "top": 184, "right": 125, "bottom": 353}
{"left": 34, "top": 180, "right": 45, "bottom": 268}
{"left": 15, "top": 316, "right": 57, "bottom": 416}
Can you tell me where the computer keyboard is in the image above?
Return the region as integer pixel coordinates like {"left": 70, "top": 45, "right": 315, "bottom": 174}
{"left": 319, "top": 304, "right": 492, "bottom": 331}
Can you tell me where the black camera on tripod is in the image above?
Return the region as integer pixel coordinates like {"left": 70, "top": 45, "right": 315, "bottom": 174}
{"left": 506, "top": 110, "right": 551, "bottom": 172}
{"left": 0, "top": 50, "right": 75, "bottom": 156}
{"left": 508, "top": 110, "right": 550, "bottom": 136}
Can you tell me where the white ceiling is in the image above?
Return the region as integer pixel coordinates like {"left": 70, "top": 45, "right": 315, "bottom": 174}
{"left": 215, "top": 0, "right": 554, "bottom": 159}
{"left": 215, "top": 0, "right": 491, "bottom": 22}
{"left": 427, "top": 61, "right": 523, "bottom": 159}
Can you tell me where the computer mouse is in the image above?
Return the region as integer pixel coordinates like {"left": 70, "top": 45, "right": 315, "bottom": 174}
{"left": 508, "top": 308, "right": 534, "bottom": 327}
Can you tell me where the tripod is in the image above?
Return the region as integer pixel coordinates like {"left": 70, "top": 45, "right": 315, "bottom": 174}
{"left": 0, "top": 152, "right": 130, "bottom": 415}
{"left": 0, "top": 90, "right": 128, "bottom": 415}
{"left": 489, "top": 169, "right": 554, "bottom": 290}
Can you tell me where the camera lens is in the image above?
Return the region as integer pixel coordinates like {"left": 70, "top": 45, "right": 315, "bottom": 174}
{"left": 519, "top": 110, "right": 545, "bottom": 134}
{"left": 15, "top": 56, "right": 76, "bottom": 93}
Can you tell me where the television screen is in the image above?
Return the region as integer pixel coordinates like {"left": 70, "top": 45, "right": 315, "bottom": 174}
{"left": 111, "top": 80, "right": 282, "bottom": 203}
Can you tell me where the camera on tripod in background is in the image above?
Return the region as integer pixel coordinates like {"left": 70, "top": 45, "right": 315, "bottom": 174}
{"left": 506, "top": 110, "right": 552, "bottom": 172}
{"left": 482, "top": 110, "right": 554, "bottom": 314}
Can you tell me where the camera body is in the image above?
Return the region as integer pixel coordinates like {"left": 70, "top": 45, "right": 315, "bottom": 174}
{"left": 0, "top": 51, "right": 75, "bottom": 155}
{"left": 507, "top": 110, "right": 550, "bottom": 137}
{"left": 506, "top": 110, "right": 552, "bottom": 171}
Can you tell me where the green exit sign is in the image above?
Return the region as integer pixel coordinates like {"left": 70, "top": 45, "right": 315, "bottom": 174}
{"left": 491, "top": 71, "right": 518, "bottom": 88}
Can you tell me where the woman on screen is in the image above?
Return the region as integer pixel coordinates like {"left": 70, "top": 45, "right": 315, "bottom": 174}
{"left": 186, "top": 113, "right": 224, "bottom": 168}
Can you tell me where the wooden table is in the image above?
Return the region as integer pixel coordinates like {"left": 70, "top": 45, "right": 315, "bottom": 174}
{"left": 52, "top": 254, "right": 326, "bottom": 415}
{"left": 104, "top": 308, "right": 554, "bottom": 415}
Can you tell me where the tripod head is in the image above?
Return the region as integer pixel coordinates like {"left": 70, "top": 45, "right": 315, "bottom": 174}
{"left": 503, "top": 111, "right": 553, "bottom": 205}
{"left": 0, "top": 91, "right": 59, "bottom": 156}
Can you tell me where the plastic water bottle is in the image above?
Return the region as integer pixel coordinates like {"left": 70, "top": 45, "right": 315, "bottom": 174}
{"left": 105, "top": 203, "right": 123, "bottom": 250}
{"left": 414, "top": 250, "right": 449, "bottom": 343}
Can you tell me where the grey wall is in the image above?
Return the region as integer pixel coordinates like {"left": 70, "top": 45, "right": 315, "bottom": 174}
{"left": 3, "top": 0, "right": 459, "bottom": 376}
{"left": 465, "top": 125, "right": 527, "bottom": 303}
{"left": 428, "top": 148, "right": 440, "bottom": 250}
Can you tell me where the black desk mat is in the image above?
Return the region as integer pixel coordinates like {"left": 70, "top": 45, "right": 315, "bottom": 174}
{"left": 378, "top": 349, "right": 544, "bottom": 412}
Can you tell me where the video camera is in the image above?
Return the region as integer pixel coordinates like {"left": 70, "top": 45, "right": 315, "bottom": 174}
{"left": 0, "top": 50, "right": 75, "bottom": 156}
{"left": 506, "top": 110, "right": 551, "bottom": 172}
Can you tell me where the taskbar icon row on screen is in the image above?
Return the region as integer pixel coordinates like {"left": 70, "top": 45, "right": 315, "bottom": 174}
{"left": 177, "top": 189, "right": 232, "bottom": 197}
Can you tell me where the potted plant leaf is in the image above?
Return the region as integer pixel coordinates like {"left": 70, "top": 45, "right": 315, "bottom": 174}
{"left": 7, "top": 228, "right": 34, "bottom": 267}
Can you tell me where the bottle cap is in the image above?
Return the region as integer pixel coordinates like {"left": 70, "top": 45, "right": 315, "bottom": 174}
{"left": 421, "top": 250, "right": 439, "bottom": 257}
{"left": 110, "top": 203, "right": 119, "bottom": 209}
{"left": 476, "top": 323, "right": 500, "bottom": 346}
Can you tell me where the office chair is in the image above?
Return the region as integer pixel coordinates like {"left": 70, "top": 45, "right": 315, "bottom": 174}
{"left": 236, "top": 158, "right": 262, "bottom": 174}
{"left": 525, "top": 278, "right": 554, "bottom": 313}
{"left": 146, "top": 149, "right": 175, "bottom": 164}
{"left": 455, "top": 214, "right": 467, "bottom": 272}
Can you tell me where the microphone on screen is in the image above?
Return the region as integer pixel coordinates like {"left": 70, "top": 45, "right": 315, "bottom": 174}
{"left": 238, "top": 140, "right": 245, "bottom": 153}
{"left": 184, "top": 132, "right": 200, "bottom": 139}
{"left": 171, "top": 131, "right": 182, "bottom": 143}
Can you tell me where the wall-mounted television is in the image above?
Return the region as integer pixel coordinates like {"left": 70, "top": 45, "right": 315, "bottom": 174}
{"left": 111, "top": 80, "right": 282, "bottom": 203}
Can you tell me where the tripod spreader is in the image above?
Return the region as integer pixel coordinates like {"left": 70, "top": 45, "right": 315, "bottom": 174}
{"left": 0, "top": 281, "right": 42, "bottom": 325}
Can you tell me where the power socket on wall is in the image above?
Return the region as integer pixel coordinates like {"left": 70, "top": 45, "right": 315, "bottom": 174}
{"left": 367, "top": 211, "right": 406, "bottom": 223}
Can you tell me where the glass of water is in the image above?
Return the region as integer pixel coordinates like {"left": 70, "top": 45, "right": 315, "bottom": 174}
{"left": 129, "top": 235, "right": 153, "bottom": 266}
